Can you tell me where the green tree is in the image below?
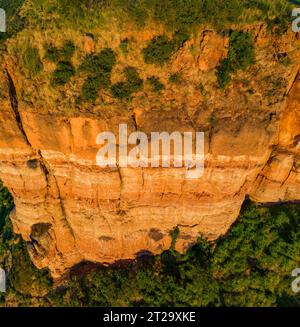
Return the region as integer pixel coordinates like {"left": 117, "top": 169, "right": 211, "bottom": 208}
{"left": 142, "top": 32, "right": 188, "bottom": 65}
{"left": 51, "top": 61, "right": 75, "bottom": 86}
{"left": 217, "top": 31, "right": 255, "bottom": 88}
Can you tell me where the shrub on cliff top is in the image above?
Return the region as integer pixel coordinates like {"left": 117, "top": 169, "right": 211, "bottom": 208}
{"left": 217, "top": 31, "right": 255, "bottom": 88}
{"left": 79, "top": 48, "right": 116, "bottom": 75}
{"left": 44, "top": 40, "right": 75, "bottom": 63}
{"left": 23, "top": 45, "right": 43, "bottom": 78}
{"left": 111, "top": 81, "right": 132, "bottom": 100}
{"left": 111, "top": 66, "right": 143, "bottom": 100}
{"left": 80, "top": 75, "right": 106, "bottom": 103}
{"left": 124, "top": 66, "right": 143, "bottom": 93}
{"left": 51, "top": 61, "right": 75, "bottom": 86}
{"left": 142, "top": 32, "right": 188, "bottom": 65}
{"left": 78, "top": 48, "right": 117, "bottom": 103}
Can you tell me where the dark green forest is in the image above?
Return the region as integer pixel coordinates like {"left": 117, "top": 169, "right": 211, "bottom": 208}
{"left": 0, "top": 182, "right": 299, "bottom": 307}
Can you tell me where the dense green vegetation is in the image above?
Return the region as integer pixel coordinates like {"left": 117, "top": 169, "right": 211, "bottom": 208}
{"left": 0, "top": 180, "right": 299, "bottom": 307}
{"left": 51, "top": 61, "right": 75, "bottom": 87}
{"left": 43, "top": 41, "right": 76, "bottom": 87}
{"left": 217, "top": 31, "right": 255, "bottom": 88}
{"left": 111, "top": 66, "right": 143, "bottom": 100}
{"left": 0, "top": 1, "right": 292, "bottom": 92}
{"left": 123, "top": 66, "right": 143, "bottom": 93}
{"left": 44, "top": 41, "right": 75, "bottom": 63}
{"left": 4, "top": 0, "right": 290, "bottom": 33}
{"left": 79, "top": 49, "right": 116, "bottom": 75}
{"left": 151, "top": 0, "right": 244, "bottom": 31}
{"left": 0, "top": 1, "right": 292, "bottom": 45}
{"left": 142, "top": 32, "right": 188, "bottom": 65}
{"left": 80, "top": 76, "right": 103, "bottom": 103}
{"left": 213, "top": 203, "right": 300, "bottom": 306}
{"left": 78, "top": 48, "right": 116, "bottom": 103}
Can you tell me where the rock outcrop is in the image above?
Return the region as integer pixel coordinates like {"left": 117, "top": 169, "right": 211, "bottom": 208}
{"left": 0, "top": 25, "right": 300, "bottom": 277}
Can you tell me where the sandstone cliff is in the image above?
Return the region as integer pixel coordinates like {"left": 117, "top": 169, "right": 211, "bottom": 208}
{"left": 0, "top": 23, "right": 300, "bottom": 277}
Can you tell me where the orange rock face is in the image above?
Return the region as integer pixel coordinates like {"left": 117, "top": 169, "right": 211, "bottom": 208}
{"left": 0, "top": 27, "right": 299, "bottom": 277}
{"left": 250, "top": 73, "right": 300, "bottom": 202}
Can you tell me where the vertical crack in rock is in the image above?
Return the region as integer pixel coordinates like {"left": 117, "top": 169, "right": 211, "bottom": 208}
{"left": 254, "top": 23, "right": 264, "bottom": 43}
{"left": 96, "top": 186, "right": 112, "bottom": 233}
{"left": 208, "top": 123, "right": 214, "bottom": 154}
{"left": 199, "top": 30, "right": 208, "bottom": 50}
{"left": 5, "top": 68, "right": 77, "bottom": 257}
{"left": 281, "top": 160, "right": 295, "bottom": 187}
{"left": 116, "top": 163, "right": 124, "bottom": 212}
{"left": 5, "top": 69, "right": 30, "bottom": 146}
{"left": 286, "top": 69, "right": 300, "bottom": 96}
{"left": 183, "top": 104, "right": 196, "bottom": 131}
{"left": 131, "top": 113, "right": 146, "bottom": 200}
{"left": 233, "top": 178, "right": 249, "bottom": 198}
{"left": 38, "top": 150, "right": 77, "bottom": 242}
{"left": 141, "top": 167, "right": 145, "bottom": 188}
{"left": 252, "top": 152, "right": 275, "bottom": 186}
{"left": 116, "top": 163, "right": 123, "bottom": 186}
{"left": 66, "top": 119, "right": 75, "bottom": 153}
{"left": 52, "top": 174, "right": 77, "bottom": 240}
{"left": 131, "top": 114, "right": 138, "bottom": 131}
